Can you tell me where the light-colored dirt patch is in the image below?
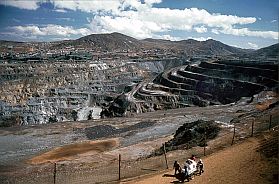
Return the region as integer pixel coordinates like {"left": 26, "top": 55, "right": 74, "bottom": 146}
{"left": 108, "top": 136, "right": 172, "bottom": 160}
{"left": 29, "top": 139, "right": 118, "bottom": 164}
{"left": 256, "top": 99, "right": 276, "bottom": 111}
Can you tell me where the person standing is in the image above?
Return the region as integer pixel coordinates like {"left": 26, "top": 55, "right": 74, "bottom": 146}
{"left": 173, "top": 161, "right": 181, "bottom": 175}
{"left": 184, "top": 165, "right": 190, "bottom": 182}
{"left": 191, "top": 154, "right": 196, "bottom": 161}
{"left": 197, "top": 159, "right": 204, "bottom": 175}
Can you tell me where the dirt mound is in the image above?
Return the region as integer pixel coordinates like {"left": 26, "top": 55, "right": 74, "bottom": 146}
{"left": 29, "top": 139, "right": 118, "bottom": 164}
{"left": 84, "top": 121, "right": 156, "bottom": 139}
{"left": 154, "top": 120, "right": 220, "bottom": 155}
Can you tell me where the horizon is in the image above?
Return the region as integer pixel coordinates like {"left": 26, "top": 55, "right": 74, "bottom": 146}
{"left": 0, "top": 31, "right": 277, "bottom": 50}
{"left": 0, "top": 0, "right": 278, "bottom": 49}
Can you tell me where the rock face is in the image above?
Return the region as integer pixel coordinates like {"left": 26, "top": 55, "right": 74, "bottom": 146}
{"left": 113, "top": 59, "right": 278, "bottom": 116}
{"left": 154, "top": 120, "right": 220, "bottom": 155}
{"left": 0, "top": 58, "right": 190, "bottom": 125}
{"left": 102, "top": 94, "right": 133, "bottom": 117}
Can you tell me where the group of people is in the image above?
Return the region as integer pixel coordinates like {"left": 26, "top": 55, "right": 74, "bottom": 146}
{"left": 173, "top": 155, "right": 204, "bottom": 182}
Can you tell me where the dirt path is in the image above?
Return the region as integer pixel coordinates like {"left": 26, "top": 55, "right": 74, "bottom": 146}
{"left": 122, "top": 136, "right": 275, "bottom": 184}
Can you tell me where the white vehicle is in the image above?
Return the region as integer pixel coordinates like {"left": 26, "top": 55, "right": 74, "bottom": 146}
{"left": 182, "top": 159, "right": 197, "bottom": 175}
{"left": 176, "top": 159, "right": 203, "bottom": 182}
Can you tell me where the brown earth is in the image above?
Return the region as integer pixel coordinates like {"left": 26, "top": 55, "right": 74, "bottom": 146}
{"left": 122, "top": 128, "right": 278, "bottom": 184}
{"left": 29, "top": 139, "right": 118, "bottom": 164}
{"left": 255, "top": 91, "right": 278, "bottom": 111}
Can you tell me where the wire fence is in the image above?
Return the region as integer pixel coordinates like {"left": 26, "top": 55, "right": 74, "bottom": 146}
{"left": 1, "top": 114, "right": 278, "bottom": 184}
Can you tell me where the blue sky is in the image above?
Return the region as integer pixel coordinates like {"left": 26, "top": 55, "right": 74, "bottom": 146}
{"left": 0, "top": 0, "right": 278, "bottom": 49}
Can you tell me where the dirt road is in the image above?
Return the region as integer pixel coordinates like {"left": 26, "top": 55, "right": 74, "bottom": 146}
{"left": 122, "top": 133, "right": 277, "bottom": 184}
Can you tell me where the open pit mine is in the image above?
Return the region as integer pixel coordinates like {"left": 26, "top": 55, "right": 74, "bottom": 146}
{"left": 0, "top": 33, "right": 278, "bottom": 184}
{"left": 0, "top": 58, "right": 187, "bottom": 125}
{"left": 103, "top": 59, "right": 278, "bottom": 117}
{"left": 1, "top": 33, "right": 277, "bottom": 126}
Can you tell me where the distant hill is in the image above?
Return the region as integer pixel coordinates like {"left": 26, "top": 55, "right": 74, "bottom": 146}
{"left": 49, "top": 32, "right": 250, "bottom": 56}
{"left": 0, "top": 32, "right": 277, "bottom": 58}
{"left": 249, "top": 43, "right": 279, "bottom": 59}
{"left": 139, "top": 37, "right": 247, "bottom": 56}
{"left": 76, "top": 32, "right": 143, "bottom": 51}
{"left": 177, "top": 39, "right": 246, "bottom": 55}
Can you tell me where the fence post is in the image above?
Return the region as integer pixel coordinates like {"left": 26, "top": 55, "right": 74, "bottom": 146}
{"left": 203, "top": 131, "right": 206, "bottom": 156}
{"left": 251, "top": 120, "right": 254, "bottom": 137}
{"left": 53, "top": 162, "right": 57, "bottom": 184}
{"left": 118, "top": 154, "right": 121, "bottom": 181}
{"left": 231, "top": 123, "right": 236, "bottom": 145}
{"left": 163, "top": 143, "right": 169, "bottom": 169}
{"left": 269, "top": 115, "right": 272, "bottom": 130}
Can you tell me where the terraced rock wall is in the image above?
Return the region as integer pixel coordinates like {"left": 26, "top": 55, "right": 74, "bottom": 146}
{"left": 105, "top": 60, "right": 278, "bottom": 117}
{"left": 0, "top": 59, "right": 190, "bottom": 125}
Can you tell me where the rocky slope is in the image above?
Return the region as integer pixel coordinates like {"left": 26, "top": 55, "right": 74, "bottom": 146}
{"left": 154, "top": 119, "right": 221, "bottom": 155}
{"left": 142, "top": 38, "right": 246, "bottom": 55}
{"left": 103, "top": 59, "right": 278, "bottom": 117}
{"left": 248, "top": 43, "right": 279, "bottom": 59}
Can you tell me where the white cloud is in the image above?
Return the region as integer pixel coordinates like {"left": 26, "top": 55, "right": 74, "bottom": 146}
{"left": 139, "top": 7, "right": 256, "bottom": 30}
{"left": 271, "top": 19, "right": 277, "bottom": 23}
{"left": 248, "top": 42, "right": 259, "bottom": 49}
{"left": 0, "top": 0, "right": 123, "bottom": 13}
{"left": 188, "top": 37, "right": 212, "bottom": 41}
{"left": 49, "top": 37, "right": 71, "bottom": 41}
{"left": 11, "top": 25, "right": 45, "bottom": 36}
{"left": 85, "top": 2, "right": 278, "bottom": 40}
{"left": 144, "top": 0, "right": 162, "bottom": 5}
{"left": 0, "top": 0, "right": 39, "bottom": 10}
{"left": 1, "top": 0, "right": 278, "bottom": 41}
{"left": 53, "top": 9, "right": 67, "bottom": 13}
{"left": 211, "top": 29, "right": 220, "bottom": 34}
{"left": 56, "top": 18, "right": 74, "bottom": 22}
{"left": 88, "top": 16, "right": 142, "bottom": 38}
{"left": 194, "top": 26, "right": 207, "bottom": 33}
{"left": 50, "top": 0, "right": 122, "bottom": 13}
{"left": 9, "top": 24, "right": 91, "bottom": 37}
{"left": 212, "top": 27, "right": 277, "bottom": 39}
{"left": 156, "top": 34, "right": 182, "bottom": 41}
{"left": 219, "top": 27, "right": 278, "bottom": 39}
{"left": 231, "top": 44, "right": 241, "bottom": 48}
{"left": 88, "top": 15, "right": 163, "bottom": 39}
{"left": 87, "top": 6, "right": 261, "bottom": 39}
